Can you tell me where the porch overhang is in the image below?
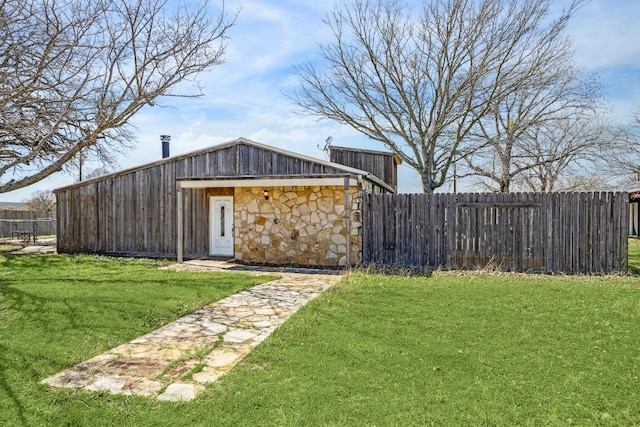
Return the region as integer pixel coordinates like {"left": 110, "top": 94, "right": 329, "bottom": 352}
{"left": 176, "top": 174, "right": 360, "bottom": 189}
{"left": 175, "top": 174, "right": 359, "bottom": 264}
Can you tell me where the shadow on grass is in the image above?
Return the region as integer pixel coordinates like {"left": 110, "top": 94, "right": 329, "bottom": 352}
{"left": 0, "top": 252, "right": 239, "bottom": 424}
{"left": 0, "top": 341, "right": 28, "bottom": 426}
{"left": 0, "top": 252, "right": 286, "bottom": 425}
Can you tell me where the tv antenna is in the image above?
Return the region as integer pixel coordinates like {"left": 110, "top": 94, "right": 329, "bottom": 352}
{"left": 318, "top": 136, "right": 333, "bottom": 153}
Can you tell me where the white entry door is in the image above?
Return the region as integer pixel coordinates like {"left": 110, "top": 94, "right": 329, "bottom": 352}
{"left": 209, "top": 196, "right": 234, "bottom": 256}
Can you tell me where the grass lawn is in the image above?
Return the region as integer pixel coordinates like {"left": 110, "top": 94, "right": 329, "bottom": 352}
{"left": 0, "top": 254, "right": 273, "bottom": 426}
{"left": 628, "top": 238, "right": 640, "bottom": 273}
{"left": 2, "top": 254, "right": 640, "bottom": 426}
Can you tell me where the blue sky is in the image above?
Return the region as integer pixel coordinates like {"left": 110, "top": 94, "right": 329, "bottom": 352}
{"left": 2, "top": 0, "right": 639, "bottom": 202}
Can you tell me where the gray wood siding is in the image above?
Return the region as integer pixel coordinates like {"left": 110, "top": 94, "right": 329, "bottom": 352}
{"left": 362, "top": 192, "right": 629, "bottom": 274}
{"left": 57, "top": 163, "right": 210, "bottom": 257}
{"left": 55, "top": 142, "right": 364, "bottom": 258}
{"left": 330, "top": 146, "right": 397, "bottom": 190}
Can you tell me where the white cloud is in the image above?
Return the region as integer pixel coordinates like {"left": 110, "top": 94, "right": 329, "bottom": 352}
{"left": 568, "top": 1, "right": 640, "bottom": 70}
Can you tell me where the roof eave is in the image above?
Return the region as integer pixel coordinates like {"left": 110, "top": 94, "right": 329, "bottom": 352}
{"left": 54, "top": 137, "right": 396, "bottom": 193}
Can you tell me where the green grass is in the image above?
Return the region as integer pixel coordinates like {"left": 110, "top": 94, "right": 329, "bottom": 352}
{"left": 2, "top": 254, "right": 640, "bottom": 426}
{"left": 210, "top": 272, "right": 640, "bottom": 426}
{"left": 0, "top": 254, "right": 272, "bottom": 426}
{"left": 628, "top": 238, "right": 640, "bottom": 273}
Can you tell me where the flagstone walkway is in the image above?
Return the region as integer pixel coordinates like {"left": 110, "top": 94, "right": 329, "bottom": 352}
{"left": 42, "top": 260, "right": 342, "bottom": 401}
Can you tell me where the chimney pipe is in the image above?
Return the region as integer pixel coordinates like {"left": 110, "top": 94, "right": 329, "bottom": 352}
{"left": 160, "top": 135, "right": 170, "bottom": 159}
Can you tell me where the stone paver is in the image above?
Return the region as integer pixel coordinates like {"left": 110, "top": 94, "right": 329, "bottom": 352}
{"left": 158, "top": 383, "right": 203, "bottom": 402}
{"left": 7, "top": 238, "right": 57, "bottom": 255}
{"left": 42, "top": 260, "right": 342, "bottom": 401}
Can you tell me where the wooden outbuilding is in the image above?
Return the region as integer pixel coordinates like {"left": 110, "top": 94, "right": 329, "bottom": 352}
{"left": 329, "top": 145, "right": 402, "bottom": 192}
{"left": 55, "top": 138, "right": 396, "bottom": 266}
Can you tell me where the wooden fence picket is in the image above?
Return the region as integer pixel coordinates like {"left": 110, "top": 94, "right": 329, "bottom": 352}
{"left": 362, "top": 192, "right": 629, "bottom": 274}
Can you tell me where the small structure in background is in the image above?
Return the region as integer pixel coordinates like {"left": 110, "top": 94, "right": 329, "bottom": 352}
{"left": 329, "top": 145, "right": 402, "bottom": 192}
{"left": 0, "top": 211, "right": 56, "bottom": 244}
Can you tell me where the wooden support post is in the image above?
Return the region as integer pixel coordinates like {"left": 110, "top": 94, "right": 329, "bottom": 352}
{"left": 344, "top": 177, "right": 351, "bottom": 268}
{"left": 177, "top": 185, "right": 184, "bottom": 263}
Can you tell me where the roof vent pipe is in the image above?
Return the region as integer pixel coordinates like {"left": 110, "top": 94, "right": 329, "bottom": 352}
{"left": 160, "top": 135, "right": 171, "bottom": 159}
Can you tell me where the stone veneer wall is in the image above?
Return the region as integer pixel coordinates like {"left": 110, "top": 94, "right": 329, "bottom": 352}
{"left": 233, "top": 185, "right": 363, "bottom": 266}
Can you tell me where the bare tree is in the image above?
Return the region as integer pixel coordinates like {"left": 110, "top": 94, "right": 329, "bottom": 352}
{"left": 0, "top": 0, "right": 235, "bottom": 193}
{"left": 462, "top": 48, "right": 602, "bottom": 192}
{"left": 615, "top": 109, "right": 640, "bottom": 182}
{"left": 290, "top": 0, "right": 583, "bottom": 193}
{"left": 492, "top": 115, "right": 625, "bottom": 192}
{"left": 464, "top": 110, "right": 619, "bottom": 192}
{"left": 22, "top": 189, "right": 56, "bottom": 212}
{"left": 575, "top": 111, "right": 640, "bottom": 188}
{"left": 554, "top": 174, "right": 612, "bottom": 192}
{"left": 82, "top": 166, "right": 113, "bottom": 181}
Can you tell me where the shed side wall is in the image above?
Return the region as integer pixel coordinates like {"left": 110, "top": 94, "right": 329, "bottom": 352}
{"left": 330, "top": 147, "right": 397, "bottom": 191}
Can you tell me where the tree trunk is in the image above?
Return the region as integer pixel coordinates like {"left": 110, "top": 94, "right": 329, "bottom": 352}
{"left": 421, "top": 174, "right": 436, "bottom": 194}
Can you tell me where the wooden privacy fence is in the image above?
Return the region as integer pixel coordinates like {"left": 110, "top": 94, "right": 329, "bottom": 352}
{"left": 362, "top": 192, "right": 629, "bottom": 274}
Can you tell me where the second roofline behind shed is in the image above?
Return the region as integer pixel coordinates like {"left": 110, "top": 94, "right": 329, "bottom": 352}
{"left": 54, "top": 137, "right": 395, "bottom": 193}
{"left": 328, "top": 144, "right": 403, "bottom": 165}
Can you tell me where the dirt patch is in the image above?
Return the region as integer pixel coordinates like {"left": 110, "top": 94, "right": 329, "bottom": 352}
{"left": 161, "top": 363, "right": 194, "bottom": 380}
{"left": 103, "top": 358, "right": 168, "bottom": 378}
